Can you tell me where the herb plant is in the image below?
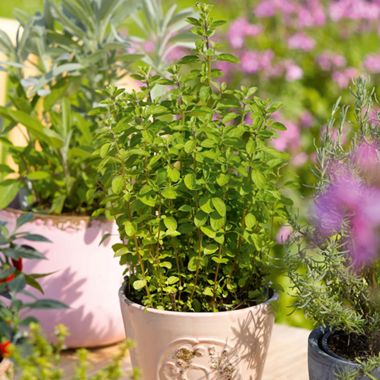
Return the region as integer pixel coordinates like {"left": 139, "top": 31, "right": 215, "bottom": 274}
{"left": 95, "top": 3, "right": 289, "bottom": 312}
{"left": 0, "top": 0, "right": 192, "bottom": 215}
{"left": 10, "top": 322, "right": 138, "bottom": 380}
{"left": 288, "top": 78, "right": 380, "bottom": 362}
{"left": 0, "top": 213, "right": 65, "bottom": 358}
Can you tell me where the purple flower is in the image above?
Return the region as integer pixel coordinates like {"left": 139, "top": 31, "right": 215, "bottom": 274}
{"left": 288, "top": 33, "right": 316, "bottom": 51}
{"left": 364, "top": 53, "right": 380, "bottom": 74}
{"left": 228, "top": 18, "right": 262, "bottom": 49}
{"left": 317, "top": 52, "right": 346, "bottom": 71}
{"left": 332, "top": 68, "right": 358, "bottom": 88}
{"left": 314, "top": 171, "right": 380, "bottom": 267}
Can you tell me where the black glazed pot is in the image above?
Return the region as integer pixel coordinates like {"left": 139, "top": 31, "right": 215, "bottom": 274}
{"left": 308, "top": 327, "right": 380, "bottom": 380}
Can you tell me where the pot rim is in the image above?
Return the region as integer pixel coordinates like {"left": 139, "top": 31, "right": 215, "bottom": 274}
{"left": 309, "top": 326, "right": 359, "bottom": 368}
{"left": 1, "top": 207, "right": 110, "bottom": 224}
{"left": 119, "top": 285, "right": 278, "bottom": 317}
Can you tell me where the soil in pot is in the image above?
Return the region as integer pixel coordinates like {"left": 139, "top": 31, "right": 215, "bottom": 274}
{"left": 327, "top": 332, "right": 379, "bottom": 362}
{"left": 308, "top": 327, "right": 380, "bottom": 380}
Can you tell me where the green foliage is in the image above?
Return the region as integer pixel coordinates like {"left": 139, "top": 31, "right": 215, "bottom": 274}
{"left": 95, "top": 3, "right": 288, "bottom": 312}
{"left": 130, "top": 0, "right": 194, "bottom": 73}
{"left": 0, "top": 213, "right": 66, "bottom": 348}
{"left": 10, "top": 322, "right": 139, "bottom": 380}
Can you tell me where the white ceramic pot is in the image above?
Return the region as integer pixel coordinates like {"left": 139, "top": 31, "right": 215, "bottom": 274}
{"left": 0, "top": 208, "right": 125, "bottom": 348}
{"left": 119, "top": 288, "right": 277, "bottom": 380}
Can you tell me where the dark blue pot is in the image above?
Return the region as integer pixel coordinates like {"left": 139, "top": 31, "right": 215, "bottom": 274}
{"left": 308, "top": 327, "right": 380, "bottom": 380}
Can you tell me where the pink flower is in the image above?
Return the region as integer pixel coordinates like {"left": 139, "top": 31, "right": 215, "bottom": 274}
{"left": 228, "top": 18, "right": 262, "bottom": 49}
{"left": 317, "top": 52, "right": 346, "bottom": 71}
{"left": 351, "top": 140, "right": 380, "bottom": 184}
{"left": 271, "top": 120, "right": 300, "bottom": 152}
{"left": 166, "top": 46, "right": 187, "bottom": 63}
{"left": 240, "top": 50, "right": 274, "bottom": 74}
{"left": 240, "top": 51, "right": 260, "bottom": 74}
{"left": 288, "top": 33, "right": 316, "bottom": 51}
{"left": 296, "top": 1, "right": 326, "bottom": 28}
{"left": 283, "top": 61, "right": 303, "bottom": 81}
{"left": 332, "top": 68, "right": 358, "bottom": 88}
{"left": 364, "top": 53, "right": 380, "bottom": 74}
{"left": 143, "top": 40, "right": 155, "bottom": 53}
{"left": 329, "top": 0, "right": 380, "bottom": 21}
{"left": 276, "top": 225, "right": 293, "bottom": 244}
{"left": 292, "top": 152, "right": 308, "bottom": 167}
{"left": 299, "top": 111, "right": 314, "bottom": 128}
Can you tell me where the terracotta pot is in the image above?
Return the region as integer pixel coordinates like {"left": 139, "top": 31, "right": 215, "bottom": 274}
{"left": 308, "top": 327, "right": 380, "bottom": 380}
{"left": 0, "top": 358, "right": 13, "bottom": 380}
{"left": 119, "top": 287, "right": 277, "bottom": 380}
{"left": 0, "top": 208, "right": 124, "bottom": 348}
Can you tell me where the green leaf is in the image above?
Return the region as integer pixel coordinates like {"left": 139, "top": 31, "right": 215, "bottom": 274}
{"left": 200, "top": 226, "right": 216, "bottom": 238}
{"left": 22, "top": 234, "right": 51, "bottom": 242}
{"left": 124, "top": 221, "right": 136, "bottom": 237}
{"left": 251, "top": 169, "right": 266, "bottom": 189}
{"left": 184, "top": 173, "right": 196, "bottom": 190}
{"left": 162, "top": 188, "right": 177, "bottom": 199}
{"left": 0, "top": 181, "right": 22, "bottom": 209}
{"left": 212, "top": 257, "right": 229, "bottom": 264}
{"left": 194, "top": 210, "right": 207, "bottom": 227}
{"left": 163, "top": 216, "right": 177, "bottom": 231}
{"left": 245, "top": 213, "right": 256, "bottom": 229}
{"left": 167, "top": 166, "right": 180, "bottom": 182}
{"left": 199, "top": 196, "right": 214, "bottom": 214}
{"left": 187, "top": 256, "right": 198, "bottom": 271}
{"left": 112, "top": 176, "right": 124, "bottom": 194}
{"left": 216, "top": 174, "right": 229, "bottom": 187}
{"left": 16, "top": 213, "right": 33, "bottom": 228}
{"left": 159, "top": 261, "right": 172, "bottom": 269}
{"left": 25, "top": 300, "right": 68, "bottom": 309}
{"left": 0, "top": 108, "right": 63, "bottom": 148}
{"left": 166, "top": 276, "right": 179, "bottom": 285}
{"left": 178, "top": 55, "right": 199, "bottom": 64}
{"left": 184, "top": 140, "right": 196, "bottom": 153}
{"left": 203, "top": 287, "right": 214, "bottom": 296}
{"left": 212, "top": 197, "right": 226, "bottom": 217}
{"left": 133, "top": 279, "right": 147, "bottom": 291}
{"left": 27, "top": 171, "right": 50, "bottom": 180}
{"left": 217, "top": 54, "right": 239, "bottom": 63}
{"left": 204, "top": 244, "right": 218, "bottom": 255}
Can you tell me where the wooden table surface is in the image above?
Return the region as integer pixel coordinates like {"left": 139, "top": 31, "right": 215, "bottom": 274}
{"left": 61, "top": 324, "right": 310, "bottom": 379}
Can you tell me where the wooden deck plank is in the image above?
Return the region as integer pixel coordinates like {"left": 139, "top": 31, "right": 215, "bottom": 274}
{"left": 61, "top": 324, "right": 310, "bottom": 379}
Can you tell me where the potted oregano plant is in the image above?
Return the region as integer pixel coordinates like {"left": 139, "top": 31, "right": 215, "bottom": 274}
{"left": 288, "top": 78, "right": 380, "bottom": 380}
{"left": 0, "top": 0, "right": 192, "bottom": 347}
{"left": 0, "top": 213, "right": 65, "bottom": 379}
{"left": 95, "top": 4, "right": 289, "bottom": 379}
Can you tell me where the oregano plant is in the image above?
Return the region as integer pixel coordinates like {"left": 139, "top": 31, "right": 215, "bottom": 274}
{"left": 95, "top": 3, "right": 289, "bottom": 312}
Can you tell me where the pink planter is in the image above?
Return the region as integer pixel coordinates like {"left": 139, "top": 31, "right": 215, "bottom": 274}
{"left": 120, "top": 288, "right": 277, "bottom": 380}
{"left": 0, "top": 209, "right": 125, "bottom": 348}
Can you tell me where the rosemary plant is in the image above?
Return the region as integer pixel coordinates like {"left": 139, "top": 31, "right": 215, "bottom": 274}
{"left": 288, "top": 78, "right": 380, "bottom": 364}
